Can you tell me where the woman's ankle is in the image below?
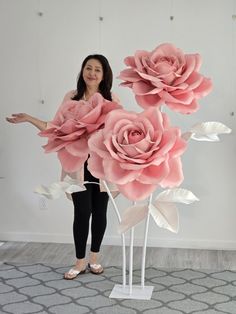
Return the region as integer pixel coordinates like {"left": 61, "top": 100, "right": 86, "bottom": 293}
{"left": 75, "top": 258, "right": 86, "bottom": 269}
{"left": 89, "top": 251, "right": 100, "bottom": 264}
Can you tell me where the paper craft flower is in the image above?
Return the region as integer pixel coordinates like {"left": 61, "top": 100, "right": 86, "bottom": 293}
{"left": 88, "top": 107, "right": 187, "bottom": 200}
{"left": 118, "top": 43, "right": 212, "bottom": 114}
{"left": 39, "top": 93, "right": 122, "bottom": 173}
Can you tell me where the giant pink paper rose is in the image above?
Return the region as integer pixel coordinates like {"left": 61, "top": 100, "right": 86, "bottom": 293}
{"left": 39, "top": 93, "right": 122, "bottom": 173}
{"left": 87, "top": 107, "right": 187, "bottom": 201}
{"left": 118, "top": 43, "right": 212, "bottom": 114}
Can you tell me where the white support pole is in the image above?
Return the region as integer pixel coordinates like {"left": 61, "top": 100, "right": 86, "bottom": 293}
{"left": 109, "top": 192, "right": 154, "bottom": 300}
{"left": 141, "top": 194, "right": 153, "bottom": 288}
{"left": 102, "top": 180, "right": 126, "bottom": 288}
{"left": 129, "top": 227, "right": 134, "bottom": 295}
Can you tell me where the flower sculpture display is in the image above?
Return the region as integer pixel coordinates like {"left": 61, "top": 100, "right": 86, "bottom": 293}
{"left": 36, "top": 43, "right": 231, "bottom": 300}
{"left": 118, "top": 43, "right": 213, "bottom": 114}
{"left": 39, "top": 93, "right": 121, "bottom": 173}
{"left": 88, "top": 107, "right": 187, "bottom": 201}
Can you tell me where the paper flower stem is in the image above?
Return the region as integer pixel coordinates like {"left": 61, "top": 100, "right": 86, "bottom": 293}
{"left": 129, "top": 227, "right": 134, "bottom": 295}
{"left": 102, "top": 180, "right": 126, "bottom": 288}
{"left": 141, "top": 194, "right": 153, "bottom": 288}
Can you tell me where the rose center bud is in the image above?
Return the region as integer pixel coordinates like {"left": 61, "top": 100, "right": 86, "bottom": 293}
{"left": 128, "top": 129, "right": 145, "bottom": 144}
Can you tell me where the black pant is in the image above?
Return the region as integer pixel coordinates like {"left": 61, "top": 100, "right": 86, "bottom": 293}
{"left": 71, "top": 161, "right": 109, "bottom": 259}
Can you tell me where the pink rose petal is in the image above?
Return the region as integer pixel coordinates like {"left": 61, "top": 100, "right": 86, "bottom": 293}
{"left": 160, "top": 157, "right": 184, "bottom": 187}
{"left": 117, "top": 180, "right": 157, "bottom": 201}
{"left": 87, "top": 153, "right": 106, "bottom": 179}
{"left": 103, "top": 159, "right": 141, "bottom": 184}
{"left": 58, "top": 149, "right": 86, "bottom": 172}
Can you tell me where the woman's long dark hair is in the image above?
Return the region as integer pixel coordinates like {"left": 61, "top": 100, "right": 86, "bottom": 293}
{"left": 72, "top": 54, "right": 113, "bottom": 101}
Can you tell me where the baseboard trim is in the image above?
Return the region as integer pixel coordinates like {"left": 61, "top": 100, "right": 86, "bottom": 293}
{"left": 102, "top": 236, "right": 236, "bottom": 251}
{"left": 1, "top": 232, "right": 236, "bottom": 251}
{"left": 0, "top": 232, "right": 74, "bottom": 244}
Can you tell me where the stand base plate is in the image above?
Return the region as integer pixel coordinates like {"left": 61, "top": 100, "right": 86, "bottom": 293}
{"left": 109, "top": 284, "right": 154, "bottom": 300}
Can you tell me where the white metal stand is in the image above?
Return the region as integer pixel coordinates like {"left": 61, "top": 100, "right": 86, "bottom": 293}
{"left": 103, "top": 182, "right": 154, "bottom": 300}
{"left": 109, "top": 284, "right": 154, "bottom": 300}
{"left": 109, "top": 219, "right": 154, "bottom": 300}
{"left": 102, "top": 181, "right": 126, "bottom": 288}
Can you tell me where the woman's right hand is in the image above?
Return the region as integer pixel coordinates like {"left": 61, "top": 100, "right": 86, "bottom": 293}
{"left": 6, "top": 113, "right": 32, "bottom": 124}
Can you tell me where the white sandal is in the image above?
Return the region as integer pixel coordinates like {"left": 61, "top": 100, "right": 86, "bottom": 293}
{"left": 64, "top": 267, "right": 86, "bottom": 280}
{"left": 88, "top": 263, "right": 104, "bottom": 274}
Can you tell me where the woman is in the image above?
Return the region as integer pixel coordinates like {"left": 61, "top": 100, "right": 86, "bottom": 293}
{"left": 6, "top": 54, "right": 119, "bottom": 279}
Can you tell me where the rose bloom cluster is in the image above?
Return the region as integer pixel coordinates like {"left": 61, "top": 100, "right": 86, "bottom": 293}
{"left": 88, "top": 108, "right": 187, "bottom": 201}
{"left": 118, "top": 43, "right": 212, "bottom": 114}
{"left": 39, "top": 93, "right": 121, "bottom": 173}
{"left": 39, "top": 43, "right": 212, "bottom": 201}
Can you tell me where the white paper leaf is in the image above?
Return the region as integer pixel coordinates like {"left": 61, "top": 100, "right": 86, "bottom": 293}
{"left": 191, "top": 133, "right": 220, "bottom": 142}
{"left": 34, "top": 180, "right": 87, "bottom": 200}
{"left": 190, "top": 122, "right": 232, "bottom": 135}
{"left": 182, "top": 122, "right": 232, "bottom": 142}
{"left": 155, "top": 188, "right": 199, "bottom": 204}
{"left": 65, "top": 184, "right": 86, "bottom": 193}
{"left": 118, "top": 204, "right": 149, "bottom": 234}
{"left": 34, "top": 184, "right": 63, "bottom": 200}
{"left": 63, "top": 176, "right": 83, "bottom": 185}
{"left": 150, "top": 203, "right": 179, "bottom": 233}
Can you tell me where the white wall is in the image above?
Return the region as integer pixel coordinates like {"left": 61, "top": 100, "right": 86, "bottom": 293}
{"left": 0, "top": 0, "right": 235, "bottom": 250}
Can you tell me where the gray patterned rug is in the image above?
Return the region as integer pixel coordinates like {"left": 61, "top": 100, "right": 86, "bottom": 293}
{"left": 0, "top": 262, "right": 236, "bottom": 314}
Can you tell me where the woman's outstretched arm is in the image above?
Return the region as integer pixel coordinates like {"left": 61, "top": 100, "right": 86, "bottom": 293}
{"left": 6, "top": 113, "right": 47, "bottom": 131}
{"left": 6, "top": 90, "right": 76, "bottom": 131}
